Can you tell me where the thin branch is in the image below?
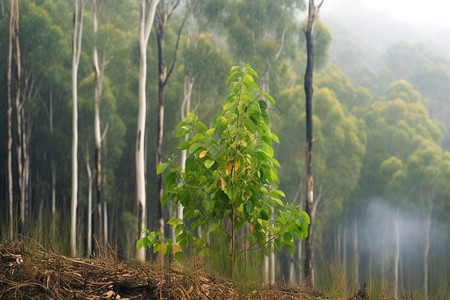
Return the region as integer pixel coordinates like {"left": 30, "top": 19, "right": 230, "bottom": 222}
{"left": 101, "top": 122, "right": 109, "bottom": 142}
{"left": 274, "top": 23, "right": 288, "bottom": 62}
{"left": 166, "top": 0, "right": 197, "bottom": 81}
{"left": 318, "top": 0, "right": 325, "bottom": 10}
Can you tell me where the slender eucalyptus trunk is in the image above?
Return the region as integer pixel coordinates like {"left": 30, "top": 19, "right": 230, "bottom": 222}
{"left": 136, "top": 0, "right": 159, "bottom": 262}
{"left": 263, "top": 240, "right": 269, "bottom": 283}
{"left": 86, "top": 157, "right": 92, "bottom": 257}
{"left": 156, "top": 19, "right": 167, "bottom": 239}
{"left": 393, "top": 208, "right": 400, "bottom": 299}
{"left": 71, "top": 0, "right": 86, "bottom": 258}
{"left": 103, "top": 201, "right": 108, "bottom": 250}
{"left": 424, "top": 206, "right": 432, "bottom": 300}
{"left": 303, "top": 0, "right": 325, "bottom": 286}
{"left": 92, "top": 0, "right": 105, "bottom": 255}
{"left": 353, "top": 214, "right": 359, "bottom": 283}
{"left": 7, "top": 0, "right": 18, "bottom": 240}
{"left": 9, "top": 0, "right": 23, "bottom": 235}
{"left": 177, "top": 0, "right": 197, "bottom": 239}
{"left": 179, "top": 75, "right": 193, "bottom": 221}
{"left": 155, "top": 0, "right": 183, "bottom": 246}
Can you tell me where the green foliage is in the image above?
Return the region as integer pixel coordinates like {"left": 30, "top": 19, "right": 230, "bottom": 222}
{"left": 137, "top": 65, "right": 309, "bottom": 277}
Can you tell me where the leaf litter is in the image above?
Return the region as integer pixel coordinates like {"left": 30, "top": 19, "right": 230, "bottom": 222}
{"left": 0, "top": 241, "right": 331, "bottom": 299}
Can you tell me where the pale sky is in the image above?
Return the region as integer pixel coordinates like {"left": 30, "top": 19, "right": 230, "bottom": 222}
{"left": 323, "top": 0, "right": 450, "bottom": 29}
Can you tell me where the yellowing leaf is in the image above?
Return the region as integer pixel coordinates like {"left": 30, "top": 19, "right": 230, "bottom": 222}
{"left": 199, "top": 150, "right": 208, "bottom": 158}
{"left": 216, "top": 178, "right": 227, "bottom": 190}
{"left": 238, "top": 140, "right": 247, "bottom": 147}
{"left": 234, "top": 160, "right": 241, "bottom": 172}
{"left": 172, "top": 244, "right": 181, "bottom": 253}
{"left": 226, "top": 161, "right": 234, "bottom": 175}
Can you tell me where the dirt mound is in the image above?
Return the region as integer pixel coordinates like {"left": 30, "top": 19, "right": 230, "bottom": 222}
{"left": 0, "top": 241, "right": 329, "bottom": 299}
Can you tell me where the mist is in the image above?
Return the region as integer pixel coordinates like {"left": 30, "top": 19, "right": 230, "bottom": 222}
{"left": 357, "top": 199, "right": 448, "bottom": 291}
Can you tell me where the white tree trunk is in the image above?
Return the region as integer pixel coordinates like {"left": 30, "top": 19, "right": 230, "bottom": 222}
{"left": 103, "top": 201, "right": 108, "bottom": 250}
{"left": 289, "top": 254, "right": 296, "bottom": 284}
{"left": 86, "top": 158, "right": 92, "bottom": 257}
{"left": 179, "top": 75, "right": 194, "bottom": 222}
{"left": 393, "top": 208, "right": 400, "bottom": 299}
{"left": 136, "top": 0, "right": 159, "bottom": 262}
{"left": 263, "top": 237, "right": 269, "bottom": 283}
{"left": 270, "top": 245, "right": 275, "bottom": 284}
{"left": 424, "top": 207, "right": 432, "bottom": 300}
{"left": 353, "top": 215, "right": 358, "bottom": 283}
{"left": 7, "top": 0, "right": 17, "bottom": 240}
{"left": 71, "top": 0, "right": 86, "bottom": 258}
{"left": 11, "top": 0, "right": 23, "bottom": 235}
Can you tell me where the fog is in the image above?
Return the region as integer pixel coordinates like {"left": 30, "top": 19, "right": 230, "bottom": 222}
{"left": 357, "top": 199, "right": 448, "bottom": 291}
{"left": 321, "top": 0, "right": 450, "bottom": 57}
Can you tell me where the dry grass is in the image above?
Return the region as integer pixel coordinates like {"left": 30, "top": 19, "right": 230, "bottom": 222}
{"left": 0, "top": 241, "right": 332, "bottom": 300}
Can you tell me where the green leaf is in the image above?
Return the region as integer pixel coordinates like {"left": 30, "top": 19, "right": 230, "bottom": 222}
{"left": 270, "top": 190, "right": 286, "bottom": 198}
{"left": 223, "top": 101, "right": 234, "bottom": 111}
{"left": 273, "top": 197, "right": 284, "bottom": 206}
{"left": 161, "top": 193, "right": 169, "bottom": 206}
{"left": 244, "top": 73, "right": 254, "bottom": 83}
{"left": 175, "top": 224, "right": 184, "bottom": 235}
{"left": 247, "top": 67, "right": 259, "bottom": 79}
{"left": 176, "top": 128, "right": 190, "bottom": 138}
{"left": 177, "top": 141, "right": 190, "bottom": 150}
{"left": 283, "top": 232, "right": 293, "bottom": 241}
{"left": 286, "top": 243, "right": 295, "bottom": 254}
{"left": 262, "top": 92, "right": 275, "bottom": 105}
{"left": 189, "top": 142, "right": 203, "bottom": 154}
{"left": 226, "top": 70, "right": 241, "bottom": 85}
{"left": 174, "top": 251, "right": 185, "bottom": 263}
{"left": 271, "top": 157, "right": 281, "bottom": 168}
{"left": 274, "top": 238, "right": 282, "bottom": 252}
{"left": 204, "top": 159, "right": 215, "bottom": 169}
{"left": 136, "top": 238, "right": 143, "bottom": 250}
{"left": 165, "top": 171, "right": 177, "bottom": 190}
{"left": 260, "top": 209, "right": 269, "bottom": 220}
{"left": 168, "top": 217, "right": 181, "bottom": 226}
{"left": 157, "top": 163, "right": 169, "bottom": 175}
{"left": 258, "top": 100, "right": 267, "bottom": 111}
{"left": 195, "top": 121, "right": 208, "bottom": 132}
{"left": 270, "top": 132, "right": 280, "bottom": 143}
{"left": 160, "top": 243, "right": 167, "bottom": 255}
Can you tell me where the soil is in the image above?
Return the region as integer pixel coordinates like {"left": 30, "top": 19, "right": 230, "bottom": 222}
{"left": 0, "top": 241, "right": 332, "bottom": 300}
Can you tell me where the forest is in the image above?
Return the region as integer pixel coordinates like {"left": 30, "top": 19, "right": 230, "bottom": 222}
{"left": 1, "top": 0, "right": 449, "bottom": 299}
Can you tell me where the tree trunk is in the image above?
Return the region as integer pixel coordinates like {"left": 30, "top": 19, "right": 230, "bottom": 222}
{"left": 103, "top": 201, "right": 108, "bottom": 250}
{"left": 7, "top": 0, "right": 19, "bottom": 241}
{"left": 9, "top": 0, "right": 23, "bottom": 235}
{"left": 71, "top": 0, "right": 86, "bottom": 258}
{"left": 50, "top": 90, "right": 57, "bottom": 217}
{"left": 423, "top": 207, "right": 432, "bottom": 300}
{"left": 179, "top": 75, "right": 193, "bottom": 221}
{"left": 86, "top": 157, "right": 92, "bottom": 257}
{"left": 353, "top": 214, "right": 359, "bottom": 283}
{"left": 156, "top": 18, "right": 166, "bottom": 241}
{"left": 179, "top": 0, "right": 196, "bottom": 228}
{"left": 303, "top": 0, "right": 324, "bottom": 286}
{"left": 263, "top": 242, "right": 269, "bottom": 283}
{"left": 136, "top": 0, "right": 159, "bottom": 262}
{"left": 154, "top": 1, "right": 183, "bottom": 253}
{"left": 92, "top": 0, "right": 105, "bottom": 256}
{"left": 270, "top": 242, "right": 275, "bottom": 284}
{"left": 393, "top": 208, "right": 400, "bottom": 299}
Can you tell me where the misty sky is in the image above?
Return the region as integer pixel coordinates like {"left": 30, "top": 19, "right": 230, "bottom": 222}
{"left": 323, "top": 0, "right": 450, "bottom": 29}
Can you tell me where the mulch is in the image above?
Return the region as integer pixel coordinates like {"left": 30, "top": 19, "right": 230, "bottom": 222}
{"left": 0, "top": 241, "right": 330, "bottom": 299}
